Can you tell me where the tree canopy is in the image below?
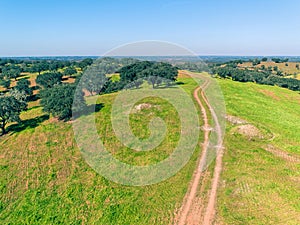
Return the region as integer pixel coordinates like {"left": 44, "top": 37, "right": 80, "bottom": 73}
{"left": 36, "top": 72, "right": 63, "bottom": 89}
{"left": 39, "top": 84, "right": 86, "bottom": 120}
{"left": 0, "top": 96, "right": 25, "bottom": 135}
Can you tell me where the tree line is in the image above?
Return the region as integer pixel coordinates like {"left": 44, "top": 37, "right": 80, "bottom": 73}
{"left": 0, "top": 57, "right": 178, "bottom": 135}
{"left": 212, "top": 65, "right": 300, "bottom": 91}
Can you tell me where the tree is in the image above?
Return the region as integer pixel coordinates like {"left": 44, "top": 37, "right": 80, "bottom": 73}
{"left": 273, "top": 66, "right": 278, "bottom": 71}
{"left": 119, "top": 61, "right": 178, "bottom": 88}
{"left": 80, "top": 66, "right": 107, "bottom": 95}
{"left": 272, "top": 58, "right": 281, "bottom": 63}
{"left": 139, "top": 62, "right": 178, "bottom": 88}
{"left": 262, "top": 57, "right": 268, "bottom": 62}
{"left": 0, "top": 96, "right": 25, "bottom": 135}
{"left": 0, "top": 79, "right": 11, "bottom": 89}
{"left": 2, "top": 65, "right": 22, "bottom": 80}
{"left": 36, "top": 72, "right": 63, "bottom": 89}
{"left": 119, "top": 61, "right": 154, "bottom": 88}
{"left": 296, "top": 64, "right": 299, "bottom": 70}
{"left": 40, "top": 84, "right": 86, "bottom": 120}
{"left": 63, "top": 67, "right": 77, "bottom": 76}
{"left": 261, "top": 65, "right": 266, "bottom": 70}
{"left": 252, "top": 59, "right": 261, "bottom": 66}
{"left": 15, "top": 79, "right": 33, "bottom": 96}
{"left": 31, "top": 62, "right": 49, "bottom": 75}
{"left": 78, "top": 58, "right": 93, "bottom": 71}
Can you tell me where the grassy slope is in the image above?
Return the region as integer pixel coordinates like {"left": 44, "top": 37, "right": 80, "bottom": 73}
{"left": 217, "top": 79, "right": 300, "bottom": 224}
{"left": 239, "top": 61, "right": 300, "bottom": 75}
{"left": 0, "top": 78, "right": 203, "bottom": 224}
{"left": 1, "top": 74, "right": 300, "bottom": 224}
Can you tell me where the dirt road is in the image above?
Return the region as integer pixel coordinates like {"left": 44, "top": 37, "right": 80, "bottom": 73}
{"left": 174, "top": 72, "right": 224, "bottom": 225}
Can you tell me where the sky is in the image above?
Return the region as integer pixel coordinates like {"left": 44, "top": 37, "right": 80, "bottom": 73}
{"left": 1, "top": 0, "right": 300, "bottom": 56}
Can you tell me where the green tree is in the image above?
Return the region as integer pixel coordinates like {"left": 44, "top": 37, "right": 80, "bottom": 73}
{"left": 40, "top": 84, "right": 86, "bottom": 120}
{"left": 119, "top": 61, "right": 154, "bottom": 88}
{"left": 63, "top": 67, "right": 77, "bottom": 76}
{"left": 0, "top": 79, "right": 11, "bottom": 89}
{"left": 0, "top": 96, "right": 25, "bottom": 135}
{"left": 80, "top": 66, "right": 107, "bottom": 95}
{"left": 36, "top": 72, "right": 63, "bottom": 89}
{"left": 78, "top": 58, "right": 93, "bottom": 71}
{"left": 2, "top": 65, "right": 22, "bottom": 80}
{"left": 15, "top": 79, "right": 33, "bottom": 96}
{"left": 262, "top": 57, "right": 268, "bottom": 62}
{"left": 31, "top": 62, "right": 49, "bottom": 75}
{"left": 296, "top": 64, "right": 299, "bottom": 70}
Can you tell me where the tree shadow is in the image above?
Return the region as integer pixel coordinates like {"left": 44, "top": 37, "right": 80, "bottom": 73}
{"left": 27, "top": 94, "right": 39, "bottom": 102}
{"left": 7, "top": 114, "right": 49, "bottom": 134}
{"left": 73, "top": 103, "right": 104, "bottom": 119}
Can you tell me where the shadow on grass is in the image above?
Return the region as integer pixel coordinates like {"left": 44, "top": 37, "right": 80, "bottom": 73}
{"left": 7, "top": 114, "right": 50, "bottom": 134}
{"left": 73, "top": 103, "right": 104, "bottom": 119}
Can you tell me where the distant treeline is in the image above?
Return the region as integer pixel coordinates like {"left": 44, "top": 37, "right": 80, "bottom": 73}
{"left": 212, "top": 66, "right": 300, "bottom": 91}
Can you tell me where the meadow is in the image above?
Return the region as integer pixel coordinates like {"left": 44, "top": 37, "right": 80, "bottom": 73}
{"left": 1, "top": 71, "right": 299, "bottom": 224}
{"left": 217, "top": 79, "right": 300, "bottom": 224}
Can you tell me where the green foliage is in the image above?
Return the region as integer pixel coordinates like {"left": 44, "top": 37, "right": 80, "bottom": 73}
{"left": 80, "top": 66, "right": 107, "bottom": 95}
{"left": 30, "top": 62, "right": 49, "bottom": 75}
{"left": 63, "top": 67, "right": 77, "bottom": 76}
{"left": 15, "top": 79, "right": 33, "bottom": 96}
{"left": 36, "top": 72, "right": 63, "bottom": 89}
{"left": 0, "top": 95, "right": 25, "bottom": 135}
{"left": 119, "top": 61, "right": 178, "bottom": 88}
{"left": 2, "top": 65, "right": 22, "bottom": 80}
{"left": 271, "top": 58, "right": 289, "bottom": 63}
{"left": 0, "top": 79, "right": 11, "bottom": 89}
{"left": 39, "top": 84, "right": 86, "bottom": 120}
{"left": 78, "top": 58, "right": 93, "bottom": 71}
{"left": 119, "top": 61, "right": 154, "bottom": 88}
{"left": 262, "top": 57, "right": 268, "bottom": 62}
{"left": 252, "top": 58, "right": 261, "bottom": 66}
{"left": 213, "top": 66, "right": 300, "bottom": 92}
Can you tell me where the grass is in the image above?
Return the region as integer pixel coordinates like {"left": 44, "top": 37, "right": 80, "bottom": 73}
{"left": 239, "top": 61, "right": 300, "bottom": 75}
{"left": 216, "top": 79, "right": 300, "bottom": 224}
{"left": 0, "top": 76, "right": 204, "bottom": 224}
{"left": 1, "top": 71, "right": 300, "bottom": 224}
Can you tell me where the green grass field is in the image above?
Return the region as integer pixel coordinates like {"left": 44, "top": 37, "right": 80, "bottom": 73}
{"left": 0, "top": 77, "right": 204, "bottom": 224}
{"left": 216, "top": 79, "right": 300, "bottom": 224}
{"left": 1, "top": 73, "right": 299, "bottom": 224}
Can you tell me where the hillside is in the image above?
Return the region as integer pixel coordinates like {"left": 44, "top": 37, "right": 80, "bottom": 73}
{"left": 217, "top": 79, "right": 300, "bottom": 224}
{"left": 0, "top": 74, "right": 299, "bottom": 224}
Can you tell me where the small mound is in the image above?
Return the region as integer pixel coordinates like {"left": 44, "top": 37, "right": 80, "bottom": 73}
{"left": 233, "top": 124, "right": 264, "bottom": 140}
{"left": 133, "top": 103, "right": 152, "bottom": 112}
{"left": 226, "top": 115, "right": 248, "bottom": 125}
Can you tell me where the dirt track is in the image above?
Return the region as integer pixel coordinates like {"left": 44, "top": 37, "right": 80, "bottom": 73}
{"left": 174, "top": 72, "right": 224, "bottom": 225}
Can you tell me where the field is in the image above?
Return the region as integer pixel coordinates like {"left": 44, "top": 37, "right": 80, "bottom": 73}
{"left": 0, "top": 75, "right": 205, "bottom": 224}
{"left": 1, "top": 71, "right": 300, "bottom": 224}
{"left": 216, "top": 79, "right": 300, "bottom": 224}
{"left": 238, "top": 61, "right": 300, "bottom": 76}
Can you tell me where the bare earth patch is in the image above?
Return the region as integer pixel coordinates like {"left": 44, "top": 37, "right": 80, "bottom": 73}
{"left": 133, "top": 103, "right": 152, "bottom": 112}
{"left": 226, "top": 115, "right": 248, "bottom": 125}
{"left": 232, "top": 124, "right": 264, "bottom": 140}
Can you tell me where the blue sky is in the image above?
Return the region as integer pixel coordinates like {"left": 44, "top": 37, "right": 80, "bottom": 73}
{"left": 1, "top": 0, "right": 300, "bottom": 56}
